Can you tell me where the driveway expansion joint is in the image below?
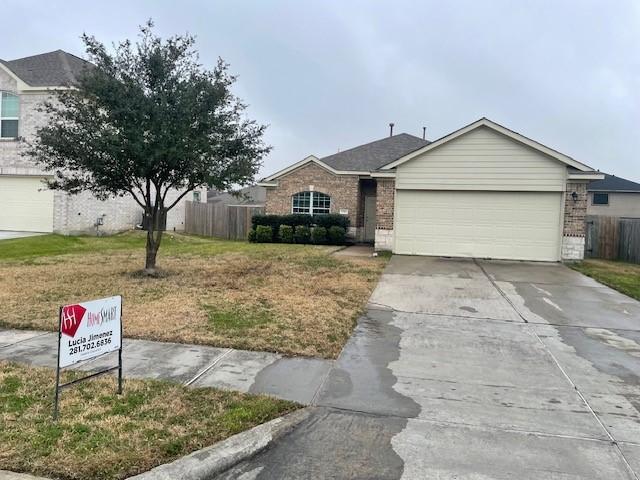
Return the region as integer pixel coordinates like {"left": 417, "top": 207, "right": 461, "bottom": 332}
{"left": 474, "top": 259, "right": 640, "bottom": 480}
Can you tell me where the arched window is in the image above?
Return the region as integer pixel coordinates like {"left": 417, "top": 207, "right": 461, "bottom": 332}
{"left": 292, "top": 191, "right": 330, "bottom": 215}
{"left": 0, "top": 91, "right": 19, "bottom": 138}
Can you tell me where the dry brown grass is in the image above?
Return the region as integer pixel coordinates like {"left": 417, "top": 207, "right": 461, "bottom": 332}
{"left": 0, "top": 238, "right": 387, "bottom": 358}
{"left": 0, "top": 361, "right": 297, "bottom": 480}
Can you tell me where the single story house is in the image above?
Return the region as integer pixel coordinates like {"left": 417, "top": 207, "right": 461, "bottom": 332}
{"left": 259, "top": 118, "right": 604, "bottom": 261}
{"left": 587, "top": 173, "right": 640, "bottom": 218}
{"left": 0, "top": 50, "right": 205, "bottom": 235}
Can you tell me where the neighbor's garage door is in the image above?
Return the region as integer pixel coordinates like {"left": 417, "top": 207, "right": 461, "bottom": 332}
{"left": 0, "top": 176, "right": 54, "bottom": 232}
{"left": 394, "top": 190, "right": 562, "bottom": 261}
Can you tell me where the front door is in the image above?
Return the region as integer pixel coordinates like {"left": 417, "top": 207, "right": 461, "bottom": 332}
{"left": 364, "top": 195, "right": 376, "bottom": 242}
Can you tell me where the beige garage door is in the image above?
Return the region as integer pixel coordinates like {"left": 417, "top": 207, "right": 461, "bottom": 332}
{"left": 0, "top": 176, "right": 54, "bottom": 232}
{"left": 394, "top": 190, "right": 562, "bottom": 261}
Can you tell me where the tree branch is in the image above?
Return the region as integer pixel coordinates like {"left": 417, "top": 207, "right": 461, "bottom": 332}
{"left": 165, "top": 186, "right": 194, "bottom": 211}
{"left": 126, "top": 188, "right": 146, "bottom": 209}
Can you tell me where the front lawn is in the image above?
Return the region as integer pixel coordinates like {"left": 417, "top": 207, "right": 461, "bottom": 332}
{"left": 0, "top": 362, "right": 296, "bottom": 480}
{"left": 0, "top": 232, "right": 387, "bottom": 358}
{"left": 571, "top": 259, "right": 640, "bottom": 301}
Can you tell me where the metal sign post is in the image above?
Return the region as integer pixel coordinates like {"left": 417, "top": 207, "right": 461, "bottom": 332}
{"left": 53, "top": 295, "right": 123, "bottom": 420}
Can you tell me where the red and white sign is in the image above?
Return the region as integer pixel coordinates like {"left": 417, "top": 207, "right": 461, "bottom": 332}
{"left": 58, "top": 296, "right": 122, "bottom": 368}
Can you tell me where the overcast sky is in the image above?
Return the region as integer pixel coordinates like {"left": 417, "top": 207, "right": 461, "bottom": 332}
{"left": 4, "top": 0, "right": 639, "bottom": 180}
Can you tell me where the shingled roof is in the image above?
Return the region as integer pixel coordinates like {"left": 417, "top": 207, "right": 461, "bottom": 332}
{"left": 0, "top": 50, "right": 92, "bottom": 87}
{"left": 320, "top": 133, "right": 430, "bottom": 171}
{"left": 588, "top": 173, "right": 640, "bottom": 192}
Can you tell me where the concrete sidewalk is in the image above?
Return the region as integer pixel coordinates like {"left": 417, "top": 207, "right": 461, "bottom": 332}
{"left": 0, "top": 329, "right": 333, "bottom": 404}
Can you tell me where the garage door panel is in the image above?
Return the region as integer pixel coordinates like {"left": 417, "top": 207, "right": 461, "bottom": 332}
{"left": 394, "top": 191, "right": 561, "bottom": 261}
{"left": 0, "top": 177, "right": 54, "bottom": 232}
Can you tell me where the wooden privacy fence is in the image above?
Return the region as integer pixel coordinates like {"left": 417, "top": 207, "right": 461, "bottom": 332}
{"left": 585, "top": 215, "right": 640, "bottom": 263}
{"left": 184, "top": 201, "right": 264, "bottom": 240}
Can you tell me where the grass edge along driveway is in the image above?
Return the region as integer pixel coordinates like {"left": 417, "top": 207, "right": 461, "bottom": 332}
{"left": 0, "top": 361, "right": 297, "bottom": 480}
{"left": 571, "top": 259, "right": 640, "bottom": 301}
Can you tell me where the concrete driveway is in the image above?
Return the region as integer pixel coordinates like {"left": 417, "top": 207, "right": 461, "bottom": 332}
{"left": 216, "top": 256, "right": 640, "bottom": 479}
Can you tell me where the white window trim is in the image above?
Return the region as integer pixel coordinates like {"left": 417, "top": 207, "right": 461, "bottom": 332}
{"left": 0, "top": 91, "right": 19, "bottom": 139}
{"left": 291, "top": 191, "right": 331, "bottom": 215}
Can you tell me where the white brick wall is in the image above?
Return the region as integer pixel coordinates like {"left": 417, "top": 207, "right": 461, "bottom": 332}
{"left": 375, "top": 228, "right": 393, "bottom": 251}
{"left": 53, "top": 187, "right": 206, "bottom": 235}
{"left": 561, "top": 236, "right": 585, "bottom": 261}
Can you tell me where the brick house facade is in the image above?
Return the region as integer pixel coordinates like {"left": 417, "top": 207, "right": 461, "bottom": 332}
{"left": 264, "top": 162, "right": 360, "bottom": 231}
{"left": 260, "top": 119, "right": 602, "bottom": 261}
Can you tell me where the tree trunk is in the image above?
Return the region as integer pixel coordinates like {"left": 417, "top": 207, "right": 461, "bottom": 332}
{"left": 144, "top": 234, "right": 158, "bottom": 274}
{"left": 143, "top": 207, "right": 165, "bottom": 276}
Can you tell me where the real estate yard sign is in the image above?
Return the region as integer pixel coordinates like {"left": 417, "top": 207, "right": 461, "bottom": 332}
{"left": 53, "top": 295, "right": 123, "bottom": 419}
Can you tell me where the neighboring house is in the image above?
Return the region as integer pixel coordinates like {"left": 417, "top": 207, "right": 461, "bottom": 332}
{"left": 259, "top": 118, "right": 604, "bottom": 262}
{"left": 587, "top": 173, "right": 640, "bottom": 218}
{"left": 207, "top": 185, "right": 266, "bottom": 206}
{"left": 0, "top": 50, "right": 204, "bottom": 235}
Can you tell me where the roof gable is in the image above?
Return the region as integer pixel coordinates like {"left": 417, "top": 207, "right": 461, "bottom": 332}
{"left": 381, "top": 118, "right": 596, "bottom": 172}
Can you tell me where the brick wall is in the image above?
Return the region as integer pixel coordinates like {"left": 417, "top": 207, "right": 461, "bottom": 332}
{"left": 563, "top": 181, "right": 588, "bottom": 237}
{"left": 264, "top": 162, "right": 359, "bottom": 226}
{"left": 375, "top": 178, "right": 395, "bottom": 230}
{"left": 562, "top": 181, "right": 588, "bottom": 260}
{"left": 54, "top": 187, "right": 206, "bottom": 235}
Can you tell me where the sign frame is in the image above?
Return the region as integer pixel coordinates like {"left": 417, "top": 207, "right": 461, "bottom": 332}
{"left": 53, "top": 295, "right": 123, "bottom": 420}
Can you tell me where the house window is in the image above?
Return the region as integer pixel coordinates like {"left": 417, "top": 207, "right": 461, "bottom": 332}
{"left": 0, "top": 92, "right": 19, "bottom": 138}
{"left": 292, "top": 191, "right": 331, "bottom": 215}
{"left": 593, "top": 193, "right": 609, "bottom": 205}
{"left": 193, "top": 191, "right": 201, "bottom": 202}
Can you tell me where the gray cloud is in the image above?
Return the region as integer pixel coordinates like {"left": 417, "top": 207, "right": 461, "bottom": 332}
{"left": 5, "top": 0, "right": 639, "bottom": 180}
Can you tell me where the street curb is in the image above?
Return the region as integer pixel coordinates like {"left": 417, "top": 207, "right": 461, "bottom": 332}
{"left": 127, "top": 407, "right": 313, "bottom": 480}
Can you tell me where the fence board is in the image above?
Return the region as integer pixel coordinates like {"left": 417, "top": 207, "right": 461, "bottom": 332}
{"left": 585, "top": 215, "right": 640, "bottom": 264}
{"left": 184, "top": 201, "right": 264, "bottom": 240}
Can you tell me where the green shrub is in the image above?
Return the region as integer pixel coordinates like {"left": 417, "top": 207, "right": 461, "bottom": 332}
{"left": 311, "top": 226, "right": 327, "bottom": 244}
{"left": 255, "top": 225, "right": 273, "bottom": 243}
{"left": 247, "top": 228, "right": 257, "bottom": 243}
{"left": 314, "top": 214, "right": 350, "bottom": 230}
{"left": 327, "top": 226, "right": 346, "bottom": 245}
{"left": 293, "top": 225, "right": 311, "bottom": 244}
{"left": 279, "top": 225, "right": 294, "bottom": 243}
{"left": 252, "top": 213, "right": 350, "bottom": 231}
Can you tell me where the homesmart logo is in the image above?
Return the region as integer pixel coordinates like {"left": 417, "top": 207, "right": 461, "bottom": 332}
{"left": 61, "top": 304, "right": 87, "bottom": 338}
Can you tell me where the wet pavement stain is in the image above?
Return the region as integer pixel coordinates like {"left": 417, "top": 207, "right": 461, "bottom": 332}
{"left": 556, "top": 326, "right": 640, "bottom": 387}
{"left": 215, "top": 308, "right": 420, "bottom": 480}
{"left": 215, "top": 408, "right": 410, "bottom": 480}
{"left": 460, "top": 306, "right": 478, "bottom": 313}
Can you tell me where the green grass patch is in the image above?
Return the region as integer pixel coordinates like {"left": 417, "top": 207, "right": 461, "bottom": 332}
{"left": 0, "top": 233, "right": 144, "bottom": 261}
{"left": 0, "top": 231, "right": 313, "bottom": 263}
{"left": 205, "top": 302, "right": 275, "bottom": 331}
{"left": 571, "top": 259, "right": 640, "bottom": 301}
{"left": 0, "top": 361, "right": 297, "bottom": 480}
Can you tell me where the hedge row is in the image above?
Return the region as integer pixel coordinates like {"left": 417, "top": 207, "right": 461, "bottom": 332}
{"left": 251, "top": 213, "right": 350, "bottom": 231}
{"left": 249, "top": 225, "right": 347, "bottom": 245}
